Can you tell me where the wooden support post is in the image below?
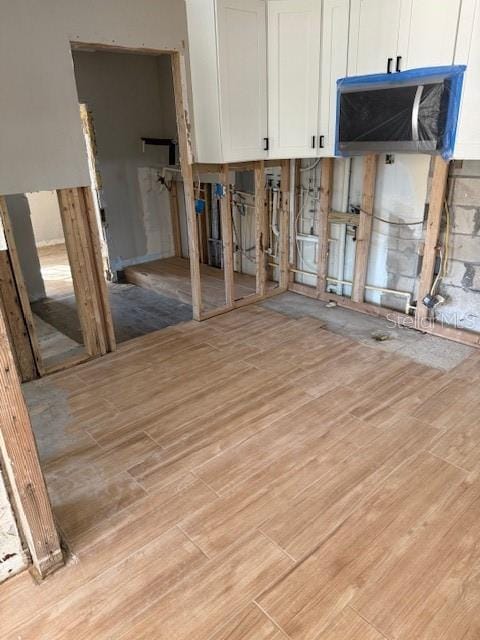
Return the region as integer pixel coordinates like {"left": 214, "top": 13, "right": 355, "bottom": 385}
{"left": 0, "top": 197, "right": 43, "bottom": 376}
{"left": 0, "top": 305, "right": 63, "bottom": 578}
{"left": 351, "top": 154, "right": 378, "bottom": 303}
{"left": 279, "top": 160, "right": 290, "bottom": 290}
{"left": 169, "top": 180, "right": 182, "bottom": 258}
{"left": 81, "top": 187, "right": 116, "bottom": 353}
{"left": 220, "top": 164, "right": 235, "bottom": 306}
{"left": 255, "top": 161, "right": 267, "bottom": 296}
{"left": 0, "top": 251, "right": 37, "bottom": 381}
{"left": 416, "top": 156, "right": 450, "bottom": 323}
{"left": 58, "top": 188, "right": 114, "bottom": 357}
{"left": 171, "top": 52, "right": 202, "bottom": 320}
{"left": 317, "top": 158, "right": 334, "bottom": 295}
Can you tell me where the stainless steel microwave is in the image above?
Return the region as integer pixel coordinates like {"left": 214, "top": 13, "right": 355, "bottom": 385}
{"left": 336, "top": 66, "right": 465, "bottom": 158}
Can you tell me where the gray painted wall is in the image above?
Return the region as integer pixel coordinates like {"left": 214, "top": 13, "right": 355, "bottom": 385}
{"left": 72, "top": 50, "right": 178, "bottom": 270}
{"left": 0, "top": 0, "right": 188, "bottom": 196}
{"left": 5, "top": 195, "right": 46, "bottom": 303}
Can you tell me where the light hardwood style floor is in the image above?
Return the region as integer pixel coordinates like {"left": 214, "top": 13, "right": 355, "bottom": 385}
{"left": 2, "top": 303, "right": 480, "bottom": 639}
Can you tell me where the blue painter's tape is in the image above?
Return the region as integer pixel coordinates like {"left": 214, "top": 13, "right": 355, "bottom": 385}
{"left": 334, "top": 65, "right": 466, "bottom": 159}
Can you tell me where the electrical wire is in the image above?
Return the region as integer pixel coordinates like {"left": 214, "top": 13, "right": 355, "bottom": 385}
{"left": 300, "top": 158, "right": 321, "bottom": 172}
{"left": 430, "top": 198, "right": 451, "bottom": 296}
{"left": 356, "top": 208, "right": 425, "bottom": 226}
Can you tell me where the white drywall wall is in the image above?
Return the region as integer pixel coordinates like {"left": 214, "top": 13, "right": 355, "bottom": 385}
{"left": 27, "top": 192, "right": 64, "bottom": 247}
{"left": 73, "top": 50, "right": 178, "bottom": 269}
{"left": 0, "top": 0, "right": 188, "bottom": 196}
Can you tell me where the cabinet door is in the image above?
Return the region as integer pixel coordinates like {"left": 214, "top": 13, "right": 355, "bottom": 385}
{"left": 454, "top": 0, "right": 480, "bottom": 158}
{"left": 348, "top": 0, "right": 402, "bottom": 75}
{"left": 267, "top": 0, "right": 321, "bottom": 159}
{"left": 217, "top": 0, "right": 268, "bottom": 161}
{"left": 318, "top": 0, "right": 350, "bottom": 156}
{"left": 397, "top": 0, "right": 461, "bottom": 70}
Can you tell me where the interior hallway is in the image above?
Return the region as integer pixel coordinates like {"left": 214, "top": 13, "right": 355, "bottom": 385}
{"left": 3, "top": 297, "right": 480, "bottom": 639}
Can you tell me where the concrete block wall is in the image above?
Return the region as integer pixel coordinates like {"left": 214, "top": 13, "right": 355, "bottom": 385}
{"left": 435, "top": 161, "right": 480, "bottom": 333}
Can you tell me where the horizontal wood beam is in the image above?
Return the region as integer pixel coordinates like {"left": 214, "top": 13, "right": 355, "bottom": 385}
{"left": 329, "top": 210, "right": 360, "bottom": 226}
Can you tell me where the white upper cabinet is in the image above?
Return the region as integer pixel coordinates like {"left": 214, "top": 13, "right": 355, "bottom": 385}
{"left": 217, "top": 0, "right": 268, "bottom": 161}
{"left": 267, "top": 0, "right": 322, "bottom": 159}
{"left": 318, "top": 0, "right": 350, "bottom": 156}
{"left": 397, "top": 0, "right": 461, "bottom": 69}
{"left": 349, "top": 0, "right": 461, "bottom": 77}
{"left": 186, "top": 0, "right": 268, "bottom": 163}
{"left": 348, "top": 0, "right": 402, "bottom": 75}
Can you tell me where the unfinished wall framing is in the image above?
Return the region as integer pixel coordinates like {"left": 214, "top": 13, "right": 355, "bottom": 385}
{"left": 288, "top": 155, "right": 480, "bottom": 349}
{"left": 189, "top": 159, "right": 292, "bottom": 321}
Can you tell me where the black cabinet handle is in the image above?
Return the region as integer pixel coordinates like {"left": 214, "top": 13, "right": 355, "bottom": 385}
{"left": 312, "top": 135, "right": 316, "bottom": 149}
{"left": 263, "top": 137, "right": 269, "bottom": 151}
{"left": 319, "top": 135, "right": 325, "bottom": 149}
{"left": 396, "top": 55, "right": 402, "bottom": 72}
{"left": 387, "top": 57, "right": 393, "bottom": 73}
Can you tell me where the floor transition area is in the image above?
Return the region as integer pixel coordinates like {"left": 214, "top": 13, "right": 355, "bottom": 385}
{"left": 2, "top": 297, "right": 480, "bottom": 639}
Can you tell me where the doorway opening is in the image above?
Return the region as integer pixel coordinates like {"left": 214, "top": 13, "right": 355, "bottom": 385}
{"left": 71, "top": 47, "right": 193, "bottom": 342}
{"left": 0, "top": 191, "right": 87, "bottom": 373}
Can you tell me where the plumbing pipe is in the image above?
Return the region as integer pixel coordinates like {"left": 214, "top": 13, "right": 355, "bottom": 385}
{"left": 325, "top": 277, "right": 413, "bottom": 314}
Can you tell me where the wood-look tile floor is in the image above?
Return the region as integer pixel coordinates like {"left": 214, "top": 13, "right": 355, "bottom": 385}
{"left": 3, "top": 303, "right": 480, "bottom": 639}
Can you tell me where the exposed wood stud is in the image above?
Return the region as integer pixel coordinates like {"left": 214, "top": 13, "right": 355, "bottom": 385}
{"left": 416, "top": 156, "right": 450, "bottom": 322}
{"left": 0, "top": 197, "right": 44, "bottom": 375}
{"left": 56, "top": 187, "right": 115, "bottom": 358}
{"left": 351, "top": 154, "right": 378, "bottom": 303}
{"left": 0, "top": 304, "right": 63, "bottom": 578}
{"left": 81, "top": 187, "right": 116, "bottom": 352}
{"left": 220, "top": 164, "right": 235, "bottom": 306}
{"left": 255, "top": 161, "right": 267, "bottom": 296}
{"left": 57, "top": 189, "right": 105, "bottom": 357}
{"left": 279, "top": 160, "right": 290, "bottom": 290}
{"left": 317, "top": 158, "right": 334, "bottom": 295}
{"left": 169, "top": 179, "right": 183, "bottom": 258}
{"left": 171, "top": 52, "right": 202, "bottom": 321}
{"left": 290, "top": 159, "right": 301, "bottom": 284}
{"left": 0, "top": 251, "right": 37, "bottom": 381}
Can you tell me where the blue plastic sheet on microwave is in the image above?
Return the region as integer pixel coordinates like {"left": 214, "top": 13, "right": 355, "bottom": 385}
{"left": 335, "top": 65, "right": 466, "bottom": 160}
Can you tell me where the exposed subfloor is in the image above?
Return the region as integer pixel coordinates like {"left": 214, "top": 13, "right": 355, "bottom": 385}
{"left": 124, "top": 256, "right": 262, "bottom": 310}
{"left": 3, "top": 299, "right": 480, "bottom": 639}
{"left": 263, "top": 291, "right": 475, "bottom": 370}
